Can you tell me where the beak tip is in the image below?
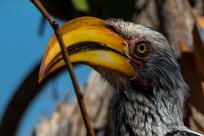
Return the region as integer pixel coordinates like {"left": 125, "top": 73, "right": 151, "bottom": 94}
{"left": 38, "top": 72, "right": 43, "bottom": 83}
{"left": 38, "top": 64, "right": 46, "bottom": 83}
{"left": 38, "top": 75, "right": 43, "bottom": 83}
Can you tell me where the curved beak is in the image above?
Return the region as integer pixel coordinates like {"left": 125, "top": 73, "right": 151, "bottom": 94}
{"left": 39, "top": 16, "right": 135, "bottom": 82}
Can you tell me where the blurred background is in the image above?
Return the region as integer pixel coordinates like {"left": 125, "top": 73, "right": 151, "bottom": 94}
{"left": 0, "top": 0, "right": 92, "bottom": 135}
{"left": 0, "top": 0, "right": 204, "bottom": 136}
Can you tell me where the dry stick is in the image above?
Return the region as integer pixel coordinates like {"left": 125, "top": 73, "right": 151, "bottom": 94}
{"left": 31, "top": 0, "right": 95, "bottom": 136}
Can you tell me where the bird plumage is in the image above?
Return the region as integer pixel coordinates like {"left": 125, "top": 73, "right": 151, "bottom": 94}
{"left": 39, "top": 17, "right": 203, "bottom": 136}
{"left": 99, "top": 19, "right": 202, "bottom": 136}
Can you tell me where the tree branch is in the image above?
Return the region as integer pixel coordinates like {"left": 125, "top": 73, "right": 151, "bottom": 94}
{"left": 31, "top": 0, "right": 95, "bottom": 135}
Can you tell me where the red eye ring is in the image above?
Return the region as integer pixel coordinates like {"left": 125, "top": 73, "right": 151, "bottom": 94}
{"left": 127, "top": 37, "right": 150, "bottom": 60}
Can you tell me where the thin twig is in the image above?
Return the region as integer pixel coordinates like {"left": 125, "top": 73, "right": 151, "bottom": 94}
{"left": 31, "top": 0, "right": 95, "bottom": 136}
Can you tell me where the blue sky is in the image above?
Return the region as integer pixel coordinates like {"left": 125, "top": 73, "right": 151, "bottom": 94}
{"left": 0, "top": 1, "right": 91, "bottom": 135}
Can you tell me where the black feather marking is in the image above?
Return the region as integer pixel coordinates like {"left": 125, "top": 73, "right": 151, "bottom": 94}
{"left": 165, "top": 130, "right": 200, "bottom": 136}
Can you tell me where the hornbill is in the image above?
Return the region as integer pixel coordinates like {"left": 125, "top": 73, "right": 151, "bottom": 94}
{"left": 38, "top": 17, "right": 203, "bottom": 136}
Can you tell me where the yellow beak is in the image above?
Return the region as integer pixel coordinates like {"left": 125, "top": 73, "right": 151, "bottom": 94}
{"left": 39, "top": 16, "right": 135, "bottom": 82}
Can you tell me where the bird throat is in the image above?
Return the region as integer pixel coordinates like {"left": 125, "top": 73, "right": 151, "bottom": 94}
{"left": 110, "top": 87, "right": 185, "bottom": 136}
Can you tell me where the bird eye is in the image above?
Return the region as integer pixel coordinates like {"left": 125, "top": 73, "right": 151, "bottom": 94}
{"left": 134, "top": 42, "right": 147, "bottom": 57}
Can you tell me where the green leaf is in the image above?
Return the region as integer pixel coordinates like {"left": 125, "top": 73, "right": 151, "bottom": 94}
{"left": 71, "top": 0, "right": 90, "bottom": 12}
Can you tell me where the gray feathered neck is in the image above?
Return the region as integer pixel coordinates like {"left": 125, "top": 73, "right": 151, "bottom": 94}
{"left": 99, "top": 19, "right": 189, "bottom": 136}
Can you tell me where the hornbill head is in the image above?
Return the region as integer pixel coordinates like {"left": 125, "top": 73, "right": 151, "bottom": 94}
{"left": 39, "top": 17, "right": 199, "bottom": 135}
